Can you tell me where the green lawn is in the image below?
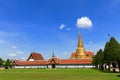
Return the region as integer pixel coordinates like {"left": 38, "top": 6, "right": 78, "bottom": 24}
{"left": 0, "top": 68, "right": 120, "bottom": 80}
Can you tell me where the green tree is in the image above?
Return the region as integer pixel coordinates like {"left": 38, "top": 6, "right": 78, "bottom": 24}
{"left": 92, "top": 49, "right": 104, "bottom": 69}
{"left": 92, "top": 55, "right": 97, "bottom": 66}
{"left": 103, "top": 37, "right": 120, "bottom": 71}
{"left": 105, "top": 37, "right": 120, "bottom": 62}
{"left": 4, "top": 59, "right": 11, "bottom": 69}
{"left": 103, "top": 42, "right": 109, "bottom": 63}
{"left": 116, "top": 42, "right": 120, "bottom": 70}
{"left": 0, "top": 58, "right": 3, "bottom": 68}
{"left": 93, "top": 37, "right": 120, "bottom": 71}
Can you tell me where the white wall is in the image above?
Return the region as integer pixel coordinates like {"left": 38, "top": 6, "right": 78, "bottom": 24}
{"left": 14, "top": 65, "right": 47, "bottom": 68}
{"left": 14, "top": 64, "right": 94, "bottom": 69}
{"left": 28, "top": 59, "right": 34, "bottom": 61}
{"left": 56, "top": 64, "right": 94, "bottom": 68}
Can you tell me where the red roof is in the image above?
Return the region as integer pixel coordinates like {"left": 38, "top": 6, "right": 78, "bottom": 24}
{"left": 70, "top": 52, "right": 76, "bottom": 59}
{"left": 13, "top": 52, "right": 93, "bottom": 66}
{"left": 27, "top": 52, "right": 44, "bottom": 61}
{"left": 86, "top": 51, "right": 94, "bottom": 57}
{"left": 60, "top": 59, "right": 92, "bottom": 64}
{"left": 13, "top": 60, "right": 47, "bottom": 66}
{"left": 13, "top": 59, "right": 92, "bottom": 66}
{"left": 48, "top": 57, "right": 60, "bottom": 64}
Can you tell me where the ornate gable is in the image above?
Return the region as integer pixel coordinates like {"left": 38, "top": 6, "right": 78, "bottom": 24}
{"left": 27, "top": 52, "right": 44, "bottom": 61}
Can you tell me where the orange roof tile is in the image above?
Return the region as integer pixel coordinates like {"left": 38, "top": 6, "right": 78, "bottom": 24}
{"left": 48, "top": 57, "right": 60, "bottom": 64}
{"left": 13, "top": 59, "right": 92, "bottom": 66}
{"left": 27, "top": 52, "right": 44, "bottom": 61}
{"left": 13, "top": 60, "right": 47, "bottom": 66}
{"left": 60, "top": 59, "right": 92, "bottom": 64}
{"left": 86, "top": 51, "right": 94, "bottom": 57}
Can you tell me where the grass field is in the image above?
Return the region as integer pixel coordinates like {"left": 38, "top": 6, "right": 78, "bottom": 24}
{"left": 0, "top": 68, "right": 120, "bottom": 80}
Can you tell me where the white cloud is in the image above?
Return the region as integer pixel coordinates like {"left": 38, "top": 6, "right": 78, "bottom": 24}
{"left": 12, "top": 46, "right": 18, "bottom": 49}
{"left": 59, "top": 24, "right": 65, "bottom": 30}
{"left": 76, "top": 16, "right": 92, "bottom": 28}
{"left": 66, "top": 28, "right": 71, "bottom": 31}
{"left": 8, "top": 54, "right": 17, "bottom": 57}
{"left": 16, "top": 51, "right": 24, "bottom": 54}
{"left": 59, "top": 24, "right": 71, "bottom": 31}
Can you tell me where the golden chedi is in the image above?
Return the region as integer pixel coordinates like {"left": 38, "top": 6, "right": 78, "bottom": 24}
{"left": 76, "top": 31, "right": 87, "bottom": 59}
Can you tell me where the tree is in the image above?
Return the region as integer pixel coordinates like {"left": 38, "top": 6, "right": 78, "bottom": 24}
{"left": 103, "top": 42, "right": 109, "bottom": 63}
{"left": 92, "top": 49, "right": 104, "bottom": 69}
{"left": 0, "top": 58, "right": 3, "bottom": 68}
{"left": 93, "top": 37, "right": 120, "bottom": 72}
{"left": 4, "top": 59, "right": 11, "bottom": 69}
{"left": 116, "top": 42, "right": 120, "bottom": 71}
{"left": 105, "top": 37, "right": 120, "bottom": 62}
{"left": 103, "top": 37, "right": 120, "bottom": 71}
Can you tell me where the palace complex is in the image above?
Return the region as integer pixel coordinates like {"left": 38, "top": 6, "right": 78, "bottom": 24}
{"left": 13, "top": 32, "right": 94, "bottom": 68}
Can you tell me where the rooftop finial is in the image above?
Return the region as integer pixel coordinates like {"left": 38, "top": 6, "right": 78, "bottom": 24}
{"left": 52, "top": 50, "right": 55, "bottom": 57}
{"left": 78, "top": 29, "right": 81, "bottom": 38}
{"left": 78, "top": 29, "right": 83, "bottom": 46}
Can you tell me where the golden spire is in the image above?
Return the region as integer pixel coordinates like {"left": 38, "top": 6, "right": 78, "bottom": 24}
{"left": 76, "top": 30, "right": 86, "bottom": 59}
{"left": 78, "top": 30, "right": 84, "bottom": 47}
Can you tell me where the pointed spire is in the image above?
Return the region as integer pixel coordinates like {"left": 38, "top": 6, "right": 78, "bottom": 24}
{"left": 52, "top": 50, "right": 55, "bottom": 57}
{"left": 78, "top": 29, "right": 83, "bottom": 46}
{"left": 75, "top": 29, "right": 86, "bottom": 59}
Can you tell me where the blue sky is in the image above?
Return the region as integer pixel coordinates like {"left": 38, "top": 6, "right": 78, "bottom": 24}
{"left": 0, "top": 0, "right": 120, "bottom": 60}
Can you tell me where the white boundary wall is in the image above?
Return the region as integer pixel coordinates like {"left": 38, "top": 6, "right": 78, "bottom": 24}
{"left": 14, "top": 65, "right": 47, "bottom": 68}
{"left": 14, "top": 64, "right": 94, "bottom": 69}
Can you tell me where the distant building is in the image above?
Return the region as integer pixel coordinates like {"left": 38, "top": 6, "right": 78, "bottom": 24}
{"left": 27, "top": 52, "right": 44, "bottom": 61}
{"left": 13, "top": 31, "right": 94, "bottom": 68}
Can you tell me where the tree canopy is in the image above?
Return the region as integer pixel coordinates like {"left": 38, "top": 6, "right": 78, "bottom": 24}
{"left": 93, "top": 37, "right": 120, "bottom": 69}
{"left": 104, "top": 37, "right": 120, "bottom": 62}
{"left": 92, "top": 49, "right": 103, "bottom": 65}
{"left": 4, "top": 59, "right": 11, "bottom": 68}
{"left": 0, "top": 58, "right": 3, "bottom": 67}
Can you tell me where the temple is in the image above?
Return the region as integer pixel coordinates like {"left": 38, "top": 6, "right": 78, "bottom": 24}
{"left": 70, "top": 31, "right": 93, "bottom": 59}
{"left": 13, "top": 31, "right": 94, "bottom": 68}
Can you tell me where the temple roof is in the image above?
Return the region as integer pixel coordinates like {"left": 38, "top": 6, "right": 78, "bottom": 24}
{"left": 60, "top": 59, "right": 92, "bottom": 64}
{"left": 13, "top": 58, "right": 92, "bottom": 66}
{"left": 13, "top": 60, "right": 47, "bottom": 66}
{"left": 86, "top": 51, "right": 94, "bottom": 57}
{"left": 48, "top": 57, "right": 60, "bottom": 64}
{"left": 27, "top": 52, "right": 44, "bottom": 61}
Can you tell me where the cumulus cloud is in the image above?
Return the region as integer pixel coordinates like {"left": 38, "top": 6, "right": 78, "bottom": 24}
{"left": 12, "top": 46, "right": 18, "bottom": 49}
{"left": 76, "top": 16, "right": 92, "bottom": 28}
{"left": 8, "top": 54, "right": 17, "bottom": 57}
{"left": 59, "top": 24, "right": 65, "bottom": 30}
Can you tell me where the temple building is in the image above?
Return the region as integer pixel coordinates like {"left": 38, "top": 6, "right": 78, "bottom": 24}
{"left": 70, "top": 32, "right": 94, "bottom": 59}
{"left": 13, "top": 32, "right": 94, "bottom": 68}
